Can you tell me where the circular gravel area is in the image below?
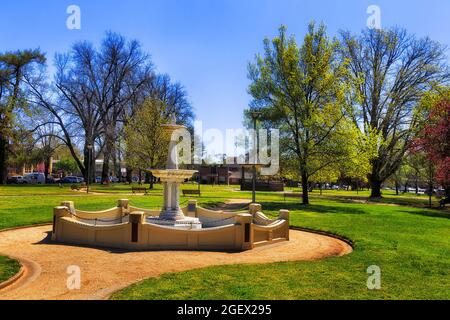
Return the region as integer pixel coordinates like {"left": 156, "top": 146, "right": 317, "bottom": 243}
{"left": 0, "top": 225, "right": 352, "bottom": 300}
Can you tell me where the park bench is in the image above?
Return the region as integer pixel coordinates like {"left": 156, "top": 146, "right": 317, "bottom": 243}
{"left": 132, "top": 187, "right": 149, "bottom": 194}
{"left": 71, "top": 185, "right": 81, "bottom": 191}
{"left": 283, "top": 192, "right": 303, "bottom": 201}
{"left": 182, "top": 189, "right": 201, "bottom": 197}
{"left": 439, "top": 198, "right": 450, "bottom": 208}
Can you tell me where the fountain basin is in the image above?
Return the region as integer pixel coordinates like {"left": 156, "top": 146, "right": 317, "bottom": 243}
{"left": 146, "top": 216, "right": 202, "bottom": 230}
{"left": 52, "top": 200, "right": 290, "bottom": 251}
{"left": 150, "top": 169, "right": 198, "bottom": 182}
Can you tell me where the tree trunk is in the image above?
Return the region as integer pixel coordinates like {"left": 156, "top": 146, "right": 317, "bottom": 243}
{"left": 369, "top": 162, "right": 384, "bottom": 198}
{"left": 101, "top": 143, "right": 112, "bottom": 185}
{"left": 145, "top": 172, "right": 151, "bottom": 184}
{"left": 369, "top": 176, "right": 383, "bottom": 198}
{"left": 101, "top": 160, "right": 109, "bottom": 184}
{"left": 82, "top": 148, "right": 95, "bottom": 184}
{"left": 149, "top": 172, "right": 154, "bottom": 189}
{"left": 301, "top": 171, "right": 309, "bottom": 205}
{"left": 91, "top": 156, "right": 96, "bottom": 184}
{"left": 112, "top": 151, "right": 118, "bottom": 181}
{"left": 44, "top": 157, "right": 51, "bottom": 184}
{"left": 126, "top": 167, "right": 133, "bottom": 183}
{"left": 0, "top": 137, "right": 8, "bottom": 185}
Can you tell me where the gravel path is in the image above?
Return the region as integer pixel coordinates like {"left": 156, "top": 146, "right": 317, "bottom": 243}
{"left": 0, "top": 224, "right": 352, "bottom": 300}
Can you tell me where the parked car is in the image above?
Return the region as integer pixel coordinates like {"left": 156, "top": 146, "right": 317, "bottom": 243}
{"left": 109, "top": 176, "right": 119, "bottom": 183}
{"left": 60, "top": 176, "right": 81, "bottom": 184}
{"left": 132, "top": 176, "right": 140, "bottom": 183}
{"left": 417, "top": 188, "right": 426, "bottom": 195}
{"left": 7, "top": 176, "right": 24, "bottom": 184}
{"left": 45, "top": 175, "right": 57, "bottom": 184}
{"left": 23, "top": 173, "right": 46, "bottom": 184}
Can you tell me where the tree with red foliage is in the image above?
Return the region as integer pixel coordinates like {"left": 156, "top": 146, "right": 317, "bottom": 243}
{"left": 414, "top": 98, "right": 450, "bottom": 199}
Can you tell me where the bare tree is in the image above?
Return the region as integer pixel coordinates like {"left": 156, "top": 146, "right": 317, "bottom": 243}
{"left": 123, "top": 74, "right": 194, "bottom": 183}
{"left": 148, "top": 74, "right": 194, "bottom": 124}
{"left": 94, "top": 33, "right": 154, "bottom": 183}
{"left": 26, "top": 33, "right": 154, "bottom": 183}
{"left": 25, "top": 33, "right": 194, "bottom": 185}
{"left": 31, "top": 120, "right": 63, "bottom": 183}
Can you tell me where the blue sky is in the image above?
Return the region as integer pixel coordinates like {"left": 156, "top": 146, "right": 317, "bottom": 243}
{"left": 1, "top": 0, "right": 449, "bottom": 134}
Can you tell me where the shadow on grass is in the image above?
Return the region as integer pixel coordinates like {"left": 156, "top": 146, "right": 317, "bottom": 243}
{"left": 316, "top": 194, "right": 437, "bottom": 208}
{"left": 398, "top": 209, "right": 450, "bottom": 219}
{"left": 260, "top": 202, "right": 367, "bottom": 215}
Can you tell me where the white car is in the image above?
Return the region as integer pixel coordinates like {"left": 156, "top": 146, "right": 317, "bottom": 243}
{"left": 7, "top": 176, "right": 24, "bottom": 184}
{"left": 23, "top": 173, "right": 46, "bottom": 184}
{"left": 417, "top": 188, "right": 426, "bottom": 195}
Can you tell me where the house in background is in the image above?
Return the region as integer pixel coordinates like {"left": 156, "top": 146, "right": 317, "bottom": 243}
{"left": 8, "top": 162, "right": 48, "bottom": 176}
{"left": 198, "top": 156, "right": 259, "bottom": 185}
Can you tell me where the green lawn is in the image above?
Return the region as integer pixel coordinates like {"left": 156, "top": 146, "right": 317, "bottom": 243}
{"left": 111, "top": 197, "right": 450, "bottom": 300}
{"left": 0, "top": 184, "right": 449, "bottom": 299}
{"left": 0, "top": 256, "right": 21, "bottom": 284}
{"left": 0, "top": 184, "right": 281, "bottom": 230}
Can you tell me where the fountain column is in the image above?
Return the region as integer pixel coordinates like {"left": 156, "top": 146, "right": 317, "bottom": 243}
{"left": 150, "top": 119, "right": 198, "bottom": 223}
{"left": 167, "top": 138, "right": 178, "bottom": 170}
{"left": 159, "top": 123, "right": 186, "bottom": 221}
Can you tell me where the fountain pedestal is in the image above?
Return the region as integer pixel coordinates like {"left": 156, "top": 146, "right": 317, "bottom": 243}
{"left": 149, "top": 121, "right": 199, "bottom": 227}
{"left": 151, "top": 170, "right": 197, "bottom": 221}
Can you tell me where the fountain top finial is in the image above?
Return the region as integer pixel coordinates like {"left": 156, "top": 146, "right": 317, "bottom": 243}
{"left": 161, "top": 114, "right": 185, "bottom": 134}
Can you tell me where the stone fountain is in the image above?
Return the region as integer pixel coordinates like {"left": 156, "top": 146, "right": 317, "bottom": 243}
{"left": 148, "top": 118, "right": 202, "bottom": 229}
{"left": 52, "top": 116, "right": 290, "bottom": 249}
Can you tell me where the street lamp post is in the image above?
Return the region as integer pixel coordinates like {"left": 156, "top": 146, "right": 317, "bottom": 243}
{"left": 250, "top": 110, "right": 262, "bottom": 204}
{"left": 87, "top": 144, "right": 93, "bottom": 194}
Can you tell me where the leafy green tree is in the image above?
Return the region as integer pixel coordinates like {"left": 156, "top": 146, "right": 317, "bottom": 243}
{"left": 0, "top": 49, "right": 45, "bottom": 183}
{"left": 404, "top": 152, "right": 428, "bottom": 194}
{"left": 248, "top": 23, "right": 369, "bottom": 204}
{"left": 124, "top": 98, "right": 169, "bottom": 189}
{"left": 7, "top": 129, "right": 38, "bottom": 175}
{"left": 340, "top": 28, "right": 449, "bottom": 198}
{"left": 387, "top": 163, "right": 409, "bottom": 195}
{"left": 413, "top": 87, "right": 450, "bottom": 200}
{"left": 54, "top": 158, "right": 79, "bottom": 176}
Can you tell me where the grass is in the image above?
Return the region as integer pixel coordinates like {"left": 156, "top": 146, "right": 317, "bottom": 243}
{"left": 111, "top": 198, "right": 450, "bottom": 300}
{"left": 0, "top": 256, "right": 21, "bottom": 284}
{"left": 0, "top": 184, "right": 277, "bottom": 229}
{"left": 0, "top": 184, "right": 449, "bottom": 299}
